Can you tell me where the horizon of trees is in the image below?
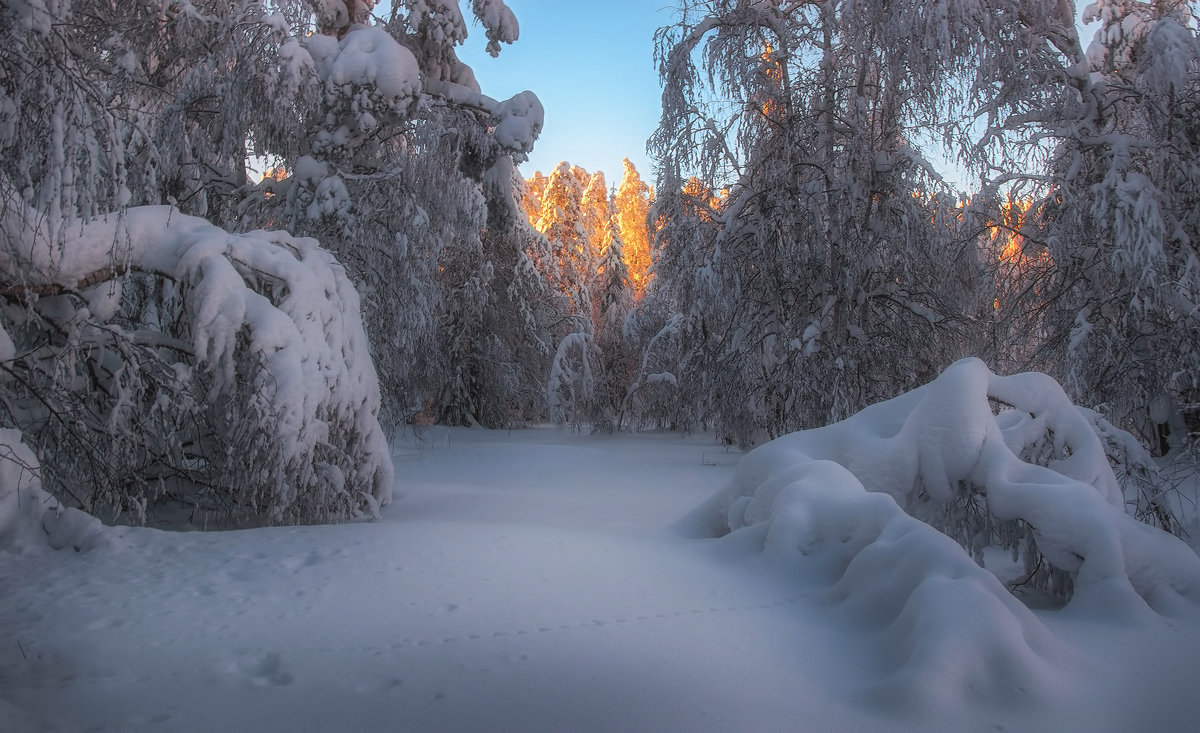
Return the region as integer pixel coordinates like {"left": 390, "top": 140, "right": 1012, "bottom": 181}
{"left": 0, "top": 0, "right": 1197, "bottom": 530}
{"left": 639, "top": 0, "right": 1199, "bottom": 454}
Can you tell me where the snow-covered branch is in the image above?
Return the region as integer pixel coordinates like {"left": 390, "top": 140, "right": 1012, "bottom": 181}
{"left": 1, "top": 202, "right": 393, "bottom": 524}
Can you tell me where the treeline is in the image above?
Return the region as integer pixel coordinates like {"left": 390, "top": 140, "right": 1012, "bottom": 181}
{"left": 0, "top": 0, "right": 571, "bottom": 524}
{"left": 513, "top": 159, "right": 654, "bottom": 431}
{"left": 1, "top": 0, "right": 1197, "bottom": 528}
{"left": 633, "top": 0, "right": 1200, "bottom": 452}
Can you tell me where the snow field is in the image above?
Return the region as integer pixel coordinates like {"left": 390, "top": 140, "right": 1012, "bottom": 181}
{"left": 2, "top": 423, "right": 1200, "bottom": 731}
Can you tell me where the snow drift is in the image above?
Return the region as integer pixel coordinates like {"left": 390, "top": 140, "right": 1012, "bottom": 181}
{"left": 0, "top": 429, "right": 107, "bottom": 553}
{"left": 684, "top": 357, "right": 1200, "bottom": 707}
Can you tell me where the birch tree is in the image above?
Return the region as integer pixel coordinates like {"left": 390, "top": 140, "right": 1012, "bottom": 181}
{"left": 1033, "top": 1, "right": 1200, "bottom": 450}
{"left": 648, "top": 0, "right": 982, "bottom": 446}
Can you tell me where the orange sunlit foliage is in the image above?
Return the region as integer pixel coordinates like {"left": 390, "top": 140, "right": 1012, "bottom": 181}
{"left": 987, "top": 194, "right": 1049, "bottom": 310}
{"left": 519, "top": 170, "right": 547, "bottom": 225}
{"left": 681, "top": 176, "right": 724, "bottom": 224}
{"left": 532, "top": 163, "right": 593, "bottom": 312}
{"left": 993, "top": 195, "right": 1033, "bottom": 263}
{"left": 258, "top": 164, "right": 289, "bottom": 200}
{"left": 757, "top": 41, "right": 785, "bottom": 120}
{"left": 615, "top": 158, "right": 654, "bottom": 299}
{"left": 518, "top": 161, "right": 655, "bottom": 303}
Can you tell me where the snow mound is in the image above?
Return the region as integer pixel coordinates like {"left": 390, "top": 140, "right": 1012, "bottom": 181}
{"left": 700, "top": 455, "right": 1069, "bottom": 712}
{"left": 0, "top": 430, "right": 106, "bottom": 553}
{"left": 684, "top": 358, "right": 1200, "bottom": 706}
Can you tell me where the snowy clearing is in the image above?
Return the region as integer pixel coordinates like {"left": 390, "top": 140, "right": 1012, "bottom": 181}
{"left": 3, "top": 426, "right": 1200, "bottom": 732}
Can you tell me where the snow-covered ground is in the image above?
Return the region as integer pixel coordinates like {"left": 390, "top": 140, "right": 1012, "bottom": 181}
{"left": 3, "top": 425, "right": 1200, "bottom": 732}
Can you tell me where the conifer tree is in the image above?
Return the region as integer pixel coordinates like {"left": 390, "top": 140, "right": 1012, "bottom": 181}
{"left": 613, "top": 159, "right": 654, "bottom": 298}
{"left": 517, "top": 170, "right": 548, "bottom": 227}
{"left": 580, "top": 171, "right": 612, "bottom": 278}
{"left": 536, "top": 162, "right": 591, "bottom": 321}
{"left": 591, "top": 216, "right": 636, "bottom": 431}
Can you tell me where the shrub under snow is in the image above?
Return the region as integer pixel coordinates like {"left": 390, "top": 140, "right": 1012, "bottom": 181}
{"left": 683, "top": 357, "right": 1200, "bottom": 705}
{"left": 0, "top": 429, "right": 106, "bottom": 552}
{"left": 1, "top": 203, "right": 393, "bottom": 526}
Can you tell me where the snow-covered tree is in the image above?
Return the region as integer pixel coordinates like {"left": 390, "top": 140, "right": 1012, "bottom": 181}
{"left": 0, "top": 0, "right": 394, "bottom": 524}
{"left": 546, "top": 331, "right": 598, "bottom": 429}
{"left": 623, "top": 173, "right": 718, "bottom": 432}
{"left": 1028, "top": 1, "right": 1200, "bottom": 451}
{"left": 534, "top": 161, "right": 592, "bottom": 317}
{"left": 596, "top": 219, "right": 634, "bottom": 343}
{"left": 938, "top": 1, "right": 1200, "bottom": 453}
{"left": 228, "top": 0, "right": 556, "bottom": 429}
{"left": 441, "top": 154, "right": 568, "bottom": 428}
{"left": 0, "top": 0, "right": 551, "bottom": 525}
{"left": 0, "top": 201, "right": 392, "bottom": 525}
{"left": 517, "top": 169, "right": 548, "bottom": 224}
{"left": 613, "top": 158, "right": 653, "bottom": 298}
{"left": 647, "top": 0, "right": 983, "bottom": 446}
{"left": 588, "top": 216, "right": 635, "bottom": 431}
{"left": 580, "top": 171, "right": 612, "bottom": 278}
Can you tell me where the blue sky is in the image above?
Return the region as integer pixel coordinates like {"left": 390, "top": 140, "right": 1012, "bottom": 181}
{"left": 457, "top": 1, "right": 673, "bottom": 183}
{"left": 446, "top": 2, "right": 1099, "bottom": 191}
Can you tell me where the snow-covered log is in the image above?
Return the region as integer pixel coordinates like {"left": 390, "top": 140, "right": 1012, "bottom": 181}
{"left": 1, "top": 203, "right": 393, "bottom": 525}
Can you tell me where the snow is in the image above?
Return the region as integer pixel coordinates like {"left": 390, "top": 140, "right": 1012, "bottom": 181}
{"left": 0, "top": 430, "right": 106, "bottom": 555}
{"left": 5, "top": 0, "right": 54, "bottom": 35}
{"left": 3, "top": 420, "right": 1200, "bottom": 731}
{"left": 307, "top": 26, "right": 421, "bottom": 104}
{"left": 0, "top": 203, "right": 392, "bottom": 521}
{"left": 492, "top": 90, "right": 544, "bottom": 155}
{"left": 0, "top": 324, "right": 13, "bottom": 364}
{"left": 689, "top": 359, "right": 1200, "bottom": 610}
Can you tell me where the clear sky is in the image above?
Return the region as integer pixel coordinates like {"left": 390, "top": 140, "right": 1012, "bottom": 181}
{"left": 435, "top": 2, "right": 1098, "bottom": 191}
{"left": 457, "top": 1, "right": 674, "bottom": 184}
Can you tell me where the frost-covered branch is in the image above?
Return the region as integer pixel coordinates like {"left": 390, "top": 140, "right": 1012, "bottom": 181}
{"left": 1, "top": 202, "right": 393, "bottom": 525}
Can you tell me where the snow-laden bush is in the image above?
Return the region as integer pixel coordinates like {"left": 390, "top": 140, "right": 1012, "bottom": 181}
{"left": 546, "top": 332, "right": 597, "bottom": 430}
{"left": 1, "top": 203, "right": 393, "bottom": 526}
{"left": 0, "top": 429, "right": 106, "bottom": 552}
{"left": 683, "top": 358, "right": 1200, "bottom": 706}
{"left": 687, "top": 358, "right": 1200, "bottom": 613}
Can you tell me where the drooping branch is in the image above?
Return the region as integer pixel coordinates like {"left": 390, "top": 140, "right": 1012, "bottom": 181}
{"left": 1, "top": 202, "right": 394, "bottom": 524}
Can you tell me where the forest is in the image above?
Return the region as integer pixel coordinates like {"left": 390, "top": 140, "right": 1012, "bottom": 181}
{"left": 0, "top": 0, "right": 1198, "bottom": 528}
{"left": 4, "top": 1, "right": 1200, "bottom": 729}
